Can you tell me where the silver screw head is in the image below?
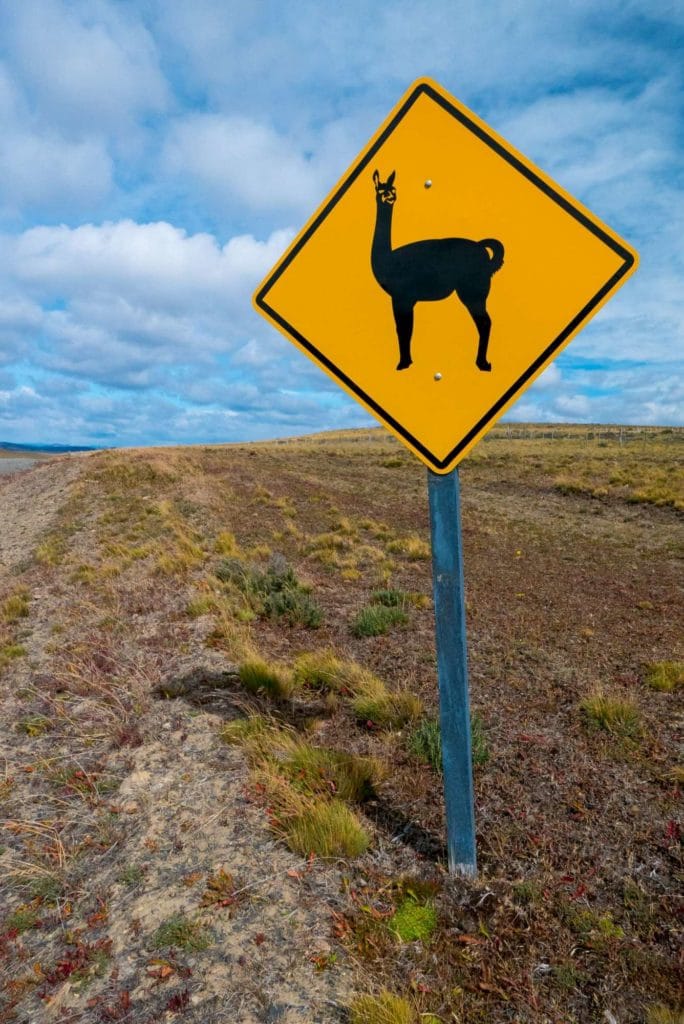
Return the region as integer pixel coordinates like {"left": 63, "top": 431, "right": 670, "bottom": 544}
{"left": 424, "top": 179, "right": 432, "bottom": 188}
{"left": 434, "top": 372, "right": 442, "bottom": 381}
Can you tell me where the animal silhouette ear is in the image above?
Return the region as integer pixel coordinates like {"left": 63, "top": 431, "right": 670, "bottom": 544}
{"left": 372, "top": 169, "right": 380, "bottom": 185}
{"left": 387, "top": 170, "right": 396, "bottom": 186}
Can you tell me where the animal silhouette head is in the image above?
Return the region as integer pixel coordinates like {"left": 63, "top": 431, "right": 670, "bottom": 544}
{"left": 373, "top": 169, "right": 396, "bottom": 206}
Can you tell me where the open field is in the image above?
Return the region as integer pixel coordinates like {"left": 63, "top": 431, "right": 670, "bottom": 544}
{"left": 0, "top": 425, "right": 681, "bottom": 1023}
{"left": 0, "top": 450, "right": 63, "bottom": 476}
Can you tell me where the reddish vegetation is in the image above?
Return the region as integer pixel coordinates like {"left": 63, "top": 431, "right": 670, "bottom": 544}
{"left": 0, "top": 425, "right": 681, "bottom": 1023}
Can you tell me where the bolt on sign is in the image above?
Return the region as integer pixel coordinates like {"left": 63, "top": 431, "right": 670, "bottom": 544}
{"left": 253, "top": 78, "right": 638, "bottom": 473}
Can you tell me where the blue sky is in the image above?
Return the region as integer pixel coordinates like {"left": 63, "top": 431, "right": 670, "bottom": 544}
{"left": 0, "top": 0, "right": 682, "bottom": 446}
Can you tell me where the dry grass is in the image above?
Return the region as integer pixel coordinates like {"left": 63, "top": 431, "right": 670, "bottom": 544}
{"left": 292, "top": 648, "right": 349, "bottom": 691}
{"left": 350, "top": 673, "right": 423, "bottom": 729}
{"left": 349, "top": 990, "right": 414, "bottom": 1024}
{"left": 580, "top": 689, "right": 643, "bottom": 738}
{"left": 221, "top": 716, "right": 378, "bottom": 857}
{"left": 238, "top": 657, "right": 294, "bottom": 700}
{"left": 2, "top": 588, "right": 30, "bottom": 623}
{"left": 1, "top": 427, "right": 681, "bottom": 1024}
{"left": 646, "top": 1007, "right": 684, "bottom": 1024}
{"left": 386, "top": 534, "right": 431, "bottom": 560}
{"left": 644, "top": 661, "right": 683, "bottom": 692}
{"left": 284, "top": 798, "right": 370, "bottom": 859}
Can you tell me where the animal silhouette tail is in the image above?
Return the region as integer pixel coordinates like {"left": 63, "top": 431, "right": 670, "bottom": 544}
{"left": 478, "top": 238, "right": 504, "bottom": 274}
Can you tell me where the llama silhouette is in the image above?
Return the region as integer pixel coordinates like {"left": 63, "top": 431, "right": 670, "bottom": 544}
{"left": 371, "top": 169, "right": 504, "bottom": 372}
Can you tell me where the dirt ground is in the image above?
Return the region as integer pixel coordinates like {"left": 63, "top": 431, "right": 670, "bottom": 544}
{"left": 0, "top": 426, "right": 681, "bottom": 1024}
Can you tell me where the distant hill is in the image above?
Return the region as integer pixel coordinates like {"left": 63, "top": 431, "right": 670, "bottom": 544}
{"left": 0, "top": 441, "right": 97, "bottom": 454}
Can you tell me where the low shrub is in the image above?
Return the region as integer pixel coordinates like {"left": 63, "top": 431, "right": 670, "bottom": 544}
{"left": 216, "top": 554, "right": 322, "bottom": 628}
{"left": 150, "top": 914, "right": 212, "bottom": 952}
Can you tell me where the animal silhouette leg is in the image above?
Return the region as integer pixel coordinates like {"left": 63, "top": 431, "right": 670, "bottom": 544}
{"left": 460, "top": 294, "right": 492, "bottom": 372}
{"left": 392, "top": 299, "right": 414, "bottom": 370}
{"left": 474, "top": 311, "right": 492, "bottom": 372}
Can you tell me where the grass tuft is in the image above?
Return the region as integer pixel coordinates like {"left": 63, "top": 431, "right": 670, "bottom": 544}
{"left": 408, "top": 718, "right": 442, "bottom": 771}
{"left": 16, "top": 715, "right": 52, "bottom": 737}
{"left": 646, "top": 1007, "right": 684, "bottom": 1024}
{"left": 293, "top": 648, "right": 348, "bottom": 692}
{"left": 2, "top": 589, "right": 30, "bottom": 623}
{"left": 215, "top": 530, "right": 240, "bottom": 555}
{"left": 238, "top": 658, "right": 294, "bottom": 700}
{"left": 408, "top": 713, "right": 489, "bottom": 770}
{"left": 224, "top": 717, "right": 375, "bottom": 859}
{"left": 386, "top": 535, "right": 430, "bottom": 560}
{"left": 1, "top": 643, "right": 27, "bottom": 669}
{"left": 4, "top": 906, "right": 40, "bottom": 933}
{"left": 580, "top": 689, "right": 642, "bottom": 738}
{"left": 350, "top": 990, "right": 414, "bottom": 1024}
{"left": 284, "top": 798, "right": 370, "bottom": 859}
{"left": 351, "top": 604, "right": 408, "bottom": 637}
{"left": 645, "top": 661, "right": 683, "bottom": 693}
{"left": 281, "top": 742, "right": 381, "bottom": 803}
{"left": 220, "top": 714, "right": 272, "bottom": 746}
{"left": 351, "top": 674, "right": 422, "bottom": 729}
{"left": 370, "top": 588, "right": 407, "bottom": 608}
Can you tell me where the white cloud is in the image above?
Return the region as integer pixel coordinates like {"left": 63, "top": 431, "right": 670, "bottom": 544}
{"left": 0, "top": 132, "right": 113, "bottom": 216}
{"left": 0, "top": 0, "right": 168, "bottom": 136}
{"left": 0, "top": 218, "right": 349, "bottom": 435}
{"left": 164, "top": 115, "right": 324, "bottom": 215}
{"left": 4, "top": 220, "right": 293, "bottom": 314}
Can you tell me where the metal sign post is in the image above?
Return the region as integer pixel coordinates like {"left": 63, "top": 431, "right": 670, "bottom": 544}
{"left": 427, "top": 467, "right": 476, "bottom": 876}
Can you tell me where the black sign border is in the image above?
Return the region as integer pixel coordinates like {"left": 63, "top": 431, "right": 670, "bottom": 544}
{"left": 255, "top": 81, "right": 636, "bottom": 471}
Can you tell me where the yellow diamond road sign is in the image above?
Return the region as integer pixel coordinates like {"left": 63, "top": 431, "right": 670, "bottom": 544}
{"left": 253, "top": 78, "right": 638, "bottom": 473}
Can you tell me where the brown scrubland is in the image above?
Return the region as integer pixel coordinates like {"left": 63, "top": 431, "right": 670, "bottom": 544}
{"left": 0, "top": 424, "right": 681, "bottom": 1023}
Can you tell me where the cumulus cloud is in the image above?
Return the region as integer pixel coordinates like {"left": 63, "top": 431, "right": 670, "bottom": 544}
{"left": 0, "top": 217, "right": 357, "bottom": 442}
{"left": 0, "top": 0, "right": 681, "bottom": 445}
{"left": 3, "top": 220, "right": 293, "bottom": 313}
{"left": 0, "top": 0, "right": 168, "bottom": 136}
{"left": 163, "top": 115, "right": 324, "bottom": 216}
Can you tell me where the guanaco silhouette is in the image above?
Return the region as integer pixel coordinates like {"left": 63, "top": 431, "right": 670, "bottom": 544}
{"left": 371, "top": 169, "right": 504, "bottom": 371}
